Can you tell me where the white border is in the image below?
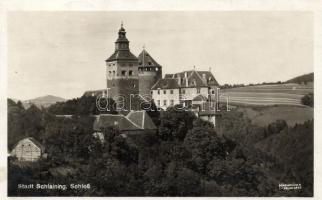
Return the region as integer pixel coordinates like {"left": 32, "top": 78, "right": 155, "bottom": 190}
{"left": 1, "top": 0, "right": 322, "bottom": 200}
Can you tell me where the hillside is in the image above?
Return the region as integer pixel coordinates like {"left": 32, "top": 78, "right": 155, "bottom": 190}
{"left": 286, "top": 72, "right": 313, "bottom": 84}
{"left": 22, "top": 95, "right": 65, "bottom": 108}
{"left": 220, "top": 83, "right": 312, "bottom": 106}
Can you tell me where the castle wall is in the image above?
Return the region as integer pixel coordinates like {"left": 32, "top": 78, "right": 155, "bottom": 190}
{"left": 107, "top": 78, "right": 140, "bottom": 111}
{"left": 138, "top": 71, "right": 159, "bottom": 97}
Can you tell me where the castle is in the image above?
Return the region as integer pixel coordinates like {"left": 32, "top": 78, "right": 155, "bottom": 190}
{"left": 84, "top": 23, "right": 161, "bottom": 110}
{"left": 84, "top": 23, "right": 220, "bottom": 119}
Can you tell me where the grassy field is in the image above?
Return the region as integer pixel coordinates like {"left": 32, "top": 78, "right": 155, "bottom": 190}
{"left": 218, "top": 83, "right": 313, "bottom": 126}
{"left": 219, "top": 83, "right": 313, "bottom": 106}
{"left": 237, "top": 105, "right": 313, "bottom": 127}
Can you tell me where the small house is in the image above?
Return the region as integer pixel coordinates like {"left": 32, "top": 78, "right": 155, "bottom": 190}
{"left": 11, "top": 137, "right": 45, "bottom": 162}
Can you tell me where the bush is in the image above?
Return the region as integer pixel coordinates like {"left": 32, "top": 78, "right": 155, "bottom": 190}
{"left": 301, "top": 93, "right": 313, "bottom": 107}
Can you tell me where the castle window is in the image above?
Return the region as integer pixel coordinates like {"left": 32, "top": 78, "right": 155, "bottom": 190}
{"left": 197, "top": 88, "right": 201, "bottom": 94}
{"left": 157, "top": 100, "right": 160, "bottom": 106}
{"left": 170, "top": 100, "right": 174, "bottom": 106}
{"left": 163, "top": 90, "right": 166, "bottom": 94}
{"left": 163, "top": 100, "right": 167, "bottom": 106}
{"left": 182, "top": 89, "right": 185, "bottom": 94}
{"left": 158, "top": 89, "right": 160, "bottom": 95}
{"left": 148, "top": 62, "right": 152, "bottom": 65}
{"left": 113, "top": 71, "right": 115, "bottom": 76}
{"left": 151, "top": 91, "right": 153, "bottom": 95}
{"left": 170, "top": 90, "right": 173, "bottom": 94}
{"left": 129, "top": 70, "right": 133, "bottom": 76}
{"left": 121, "top": 71, "right": 126, "bottom": 76}
{"left": 212, "top": 90, "right": 215, "bottom": 94}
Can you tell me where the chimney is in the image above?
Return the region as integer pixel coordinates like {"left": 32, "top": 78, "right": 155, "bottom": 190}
{"left": 202, "top": 73, "right": 207, "bottom": 83}
{"left": 177, "top": 75, "right": 181, "bottom": 86}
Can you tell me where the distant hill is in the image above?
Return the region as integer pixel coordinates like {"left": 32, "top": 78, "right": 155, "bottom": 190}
{"left": 22, "top": 95, "right": 65, "bottom": 109}
{"left": 286, "top": 72, "right": 313, "bottom": 84}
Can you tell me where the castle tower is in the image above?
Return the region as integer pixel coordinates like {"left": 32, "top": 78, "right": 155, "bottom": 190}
{"left": 105, "top": 23, "right": 139, "bottom": 110}
{"left": 138, "top": 48, "right": 162, "bottom": 97}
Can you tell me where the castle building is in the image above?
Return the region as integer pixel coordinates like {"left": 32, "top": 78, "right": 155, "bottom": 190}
{"left": 85, "top": 24, "right": 162, "bottom": 111}
{"left": 152, "top": 70, "right": 219, "bottom": 110}
{"left": 84, "top": 24, "right": 220, "bottom": 122}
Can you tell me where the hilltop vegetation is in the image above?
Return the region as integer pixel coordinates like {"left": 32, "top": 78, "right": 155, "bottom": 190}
{"left": 286, "top": 73, "right": 313, "bottom": 84}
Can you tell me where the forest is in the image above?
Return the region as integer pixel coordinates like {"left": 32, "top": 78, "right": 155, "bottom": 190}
{"left": 8, "top": 97, "right": 313, "bottom": 196}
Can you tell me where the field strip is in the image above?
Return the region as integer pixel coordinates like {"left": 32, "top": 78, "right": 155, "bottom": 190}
{"left": 219, "top": 99, "right": 300, "bottom": 103}
{"left": 219, "top": 97, "right": 300, "bottom": 101}
{"left": 219, "top": 101, "right": 303, "bottom": 106}
{"left": 221, "top": 92, "right": 304, "bottom": 97}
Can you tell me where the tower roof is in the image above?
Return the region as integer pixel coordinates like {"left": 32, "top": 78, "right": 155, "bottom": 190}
{"left": 138, "top": 49, "right": 161, "bottom": 67}
{"left": 106, "top": 51, "right": 138, "bottom": 62}
{"left": 106, "top": 23, "right": 138, "bottom": 62}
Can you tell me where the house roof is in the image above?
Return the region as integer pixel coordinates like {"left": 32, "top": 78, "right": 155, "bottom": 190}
{"left": 126, "top": 110, "right": 157, "bottom": 130}
{"left": 93, "top": 111, "right": 156, "bottom": 131}
{"left": 165, "top": 70, "right": 219, "bottom": 87}
{"left": 138, "top": 49, "right": 161, "bottom": 67}
{"left": 151, "top": 78, "right": 180, "bottom": 90}
{"left": 12, "top": 137, "right": 45, "bottom": 152}
{"left": 93, "top": 114, "right": 140, "bottom": 131}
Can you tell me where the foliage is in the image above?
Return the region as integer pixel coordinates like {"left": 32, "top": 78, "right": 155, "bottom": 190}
{"left": 158, "top": 107, "right": 196, "bottom": 141}
{"left": 286, "top": 72, "right": 313, "bottom": 84}
{"left": 8, "top": 98, "right": 313, "bottom": 197}
{"left": 48, "top": 95, "right": 117, "bottom": 115}
{"left": 301, "top": 93, "right": 313, "bottom": 107}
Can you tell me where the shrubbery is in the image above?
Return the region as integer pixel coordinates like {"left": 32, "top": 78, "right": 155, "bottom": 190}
{"left": 301, "top": 93, "right": 313, "bottom": 107}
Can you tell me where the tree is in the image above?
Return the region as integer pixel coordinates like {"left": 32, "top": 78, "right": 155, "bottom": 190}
{"left": 301, "top": 93, "right": 313, "bottom": 107}
{"left": 184, "top": 120, "right": 225, "bottom": 174}
{"left": 158, "top": 107, "right": 196, "bottom": 141}
{"left": 8, "top": 99, "right": 25, "bottom": 149}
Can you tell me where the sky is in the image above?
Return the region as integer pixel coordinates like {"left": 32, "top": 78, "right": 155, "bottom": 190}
{"left": 8, "top": 11, "right": 313, "bottom": 100}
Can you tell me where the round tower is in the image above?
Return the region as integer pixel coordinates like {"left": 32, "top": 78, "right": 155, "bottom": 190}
{"left": 138, "top": 48, "right": 162, "bottom": 97}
